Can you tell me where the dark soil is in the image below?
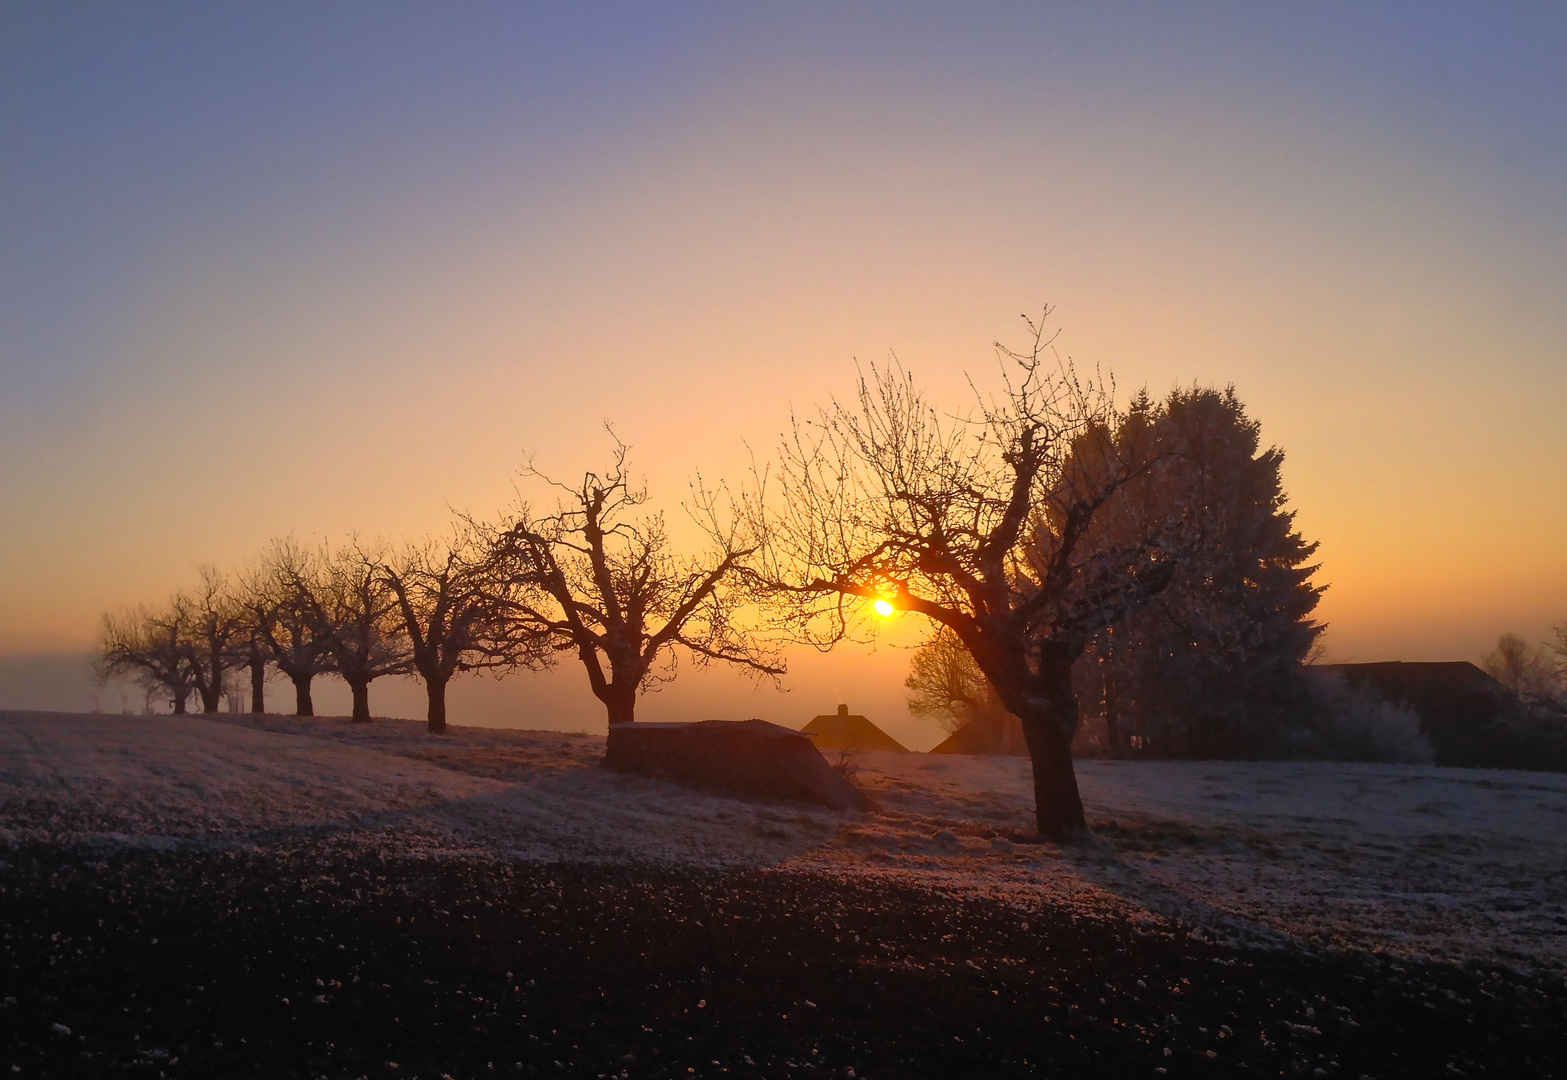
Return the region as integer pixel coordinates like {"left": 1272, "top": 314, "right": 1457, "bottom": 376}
{"left": 1, "top": 842, "right": 1560, "bottom": 1079}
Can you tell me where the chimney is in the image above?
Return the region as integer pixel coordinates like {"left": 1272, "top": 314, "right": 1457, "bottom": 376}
{"left": 837, "top": 704, "right": 849, "bottom": 717}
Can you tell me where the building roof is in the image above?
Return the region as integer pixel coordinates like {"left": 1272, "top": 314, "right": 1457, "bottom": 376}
{"left": 1316, "top": 661, "right": 1517, "bottom": 767}
{"left": 801, "top": 704, "right": 909, "bottom": 753}
{"left": 928, "top": 710, "right": 1028, "bottom": 756}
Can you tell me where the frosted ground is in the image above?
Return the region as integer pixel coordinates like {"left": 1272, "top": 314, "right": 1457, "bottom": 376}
{"left": 3, "top": 709, "right": 1563, "bottom": 976}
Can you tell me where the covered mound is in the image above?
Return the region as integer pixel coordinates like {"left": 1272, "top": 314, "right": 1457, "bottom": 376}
{"left": 604, "top": 718, "right": 875, "bottom": 812}
{"left": 801, "top": 704, "right": 909, "bottom": 753}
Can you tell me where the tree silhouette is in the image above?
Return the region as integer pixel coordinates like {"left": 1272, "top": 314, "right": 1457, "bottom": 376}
{"left": 231, "top": 618, "right": 270, "bottom": 715}
{"left": 96, "top": 595, "right": 200, "bottom": 714}
{"left": 248, "top": 539, "right": 334, "bottom": 717}
{"left": 1073, "top": 386, "right": 1324, "bottom": 757}
{"left": 905, "top": 625, "right": 1023, "bottom": 751}
{"left": 1482, "top": 632, "right": 1562, "bottom": 704}
{"left": 758, "top": 313, "right": 1189, "bottom": 841}
{"left": 187, "top": 566, "right": 244, "bottom": 715}
{"left": 381, "top": 527, "right": 520, "bottom": 734}
{"left": 314, "top": 543, "right": 411, "bottom": 722}
{"left": 492, "top": 439, "right": 782, "bottom": 729}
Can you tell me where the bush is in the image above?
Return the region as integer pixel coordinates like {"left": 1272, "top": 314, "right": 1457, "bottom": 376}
{"left": 1289, "top": 669, "right": 1435, "bottom": 765}
{"left": 1468, "top": 702, "right": 1567, "bottom": 773}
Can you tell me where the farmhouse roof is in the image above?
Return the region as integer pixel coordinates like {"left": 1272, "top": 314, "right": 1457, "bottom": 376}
{"left": 928, "top": 710, "right": 1028, "bottom": 756}
{"left": 801, "top": 704, "right": 909, "bottom": 753}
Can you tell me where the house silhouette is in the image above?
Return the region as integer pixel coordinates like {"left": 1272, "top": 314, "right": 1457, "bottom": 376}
{"left": 801, "top": 704, "right": 909, "bottom": 753}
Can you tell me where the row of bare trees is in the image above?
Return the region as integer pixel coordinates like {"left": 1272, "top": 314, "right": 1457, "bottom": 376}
{"left": 100, "top": 309, "right": 1316, "bottom": 840}
{"left": 97, "top": 536, "right": 510, "bottom": 731}
{"left": 99, "top": 440, "right": 785, "bottom": 736}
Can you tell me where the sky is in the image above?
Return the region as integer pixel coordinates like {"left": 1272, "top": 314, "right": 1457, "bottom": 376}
{"left": 2, "top": 4, "right": 1564, "bottom": 745}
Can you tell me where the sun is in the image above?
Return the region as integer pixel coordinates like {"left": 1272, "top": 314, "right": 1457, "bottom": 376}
{"left": 873, "top": 598, "right": 896, "bottom": 618}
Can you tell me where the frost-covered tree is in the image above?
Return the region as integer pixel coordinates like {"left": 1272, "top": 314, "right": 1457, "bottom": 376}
{"left": 1075, "top": 386, "right": 1324, "bottom": 757}
{"left": 905, "top": 626, "right": 999, "bottom": 736}
{"left": 902, "top": 385, "right": 1323, "bottom": 762}
{"left": 904, "top": 626, "right": 1025, "bottom": 752}
{"left": 100, "top": 572, "right": 250, "bottom": 716}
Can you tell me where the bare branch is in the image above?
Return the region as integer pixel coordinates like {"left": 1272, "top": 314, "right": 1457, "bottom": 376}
{"left": 484, "top": 440, "right": 783, "bottom": 728}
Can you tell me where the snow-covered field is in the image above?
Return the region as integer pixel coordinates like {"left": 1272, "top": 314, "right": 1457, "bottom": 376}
{"left": 3, "top": 709, "right": 1564, "bottom": 976}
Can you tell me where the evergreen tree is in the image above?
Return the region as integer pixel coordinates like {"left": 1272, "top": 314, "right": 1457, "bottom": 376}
{"left": 906, "top": 385, "right": 1324, "bottom": 759}
{"left": 1079, "top": 386, "right": 1323, "bottom": 757}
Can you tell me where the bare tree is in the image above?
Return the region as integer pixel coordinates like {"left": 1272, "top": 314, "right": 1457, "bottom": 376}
{"left": 231, "top": 617, "right": 271, "bottom": 714}
{"left": 187, "top": 566, "right": 244, "bottom": 714}
{"left": 756, "top": 313, "right": 1187, "bottom": 841}
{"left": 248, "top": 539, "right": 334, "bottom": 717}
{"left": 381, "top": 527, "right": 517, "bottom": 734}
{"left": 905, "top": 626, "right": 1006, "bottom": 736}
{"left": 1482, "top": 632, "right": 1562, "bottom": 705}
{"left": 95, "top": 595, "right": 201, "bottom": 714}
{"left": 315, "top": 542, "right": 411, "bottom": 722}
{"left": 491, "top": 439, "right": 783, "bottom": 729}
{"left": 905, "top": 626, "right": 1025, "bottom": 751}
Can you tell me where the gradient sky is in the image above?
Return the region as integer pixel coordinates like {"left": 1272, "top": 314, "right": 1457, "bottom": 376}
{"left": 2, "top": 4, "right": 1565, "bottom": 743}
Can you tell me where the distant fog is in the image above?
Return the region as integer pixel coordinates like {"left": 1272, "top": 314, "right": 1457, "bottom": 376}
{"left": 0, "top": 649, "right": 945, "bottom": 750}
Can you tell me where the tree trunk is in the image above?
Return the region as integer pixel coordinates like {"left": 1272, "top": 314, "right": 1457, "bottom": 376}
{"left": 1102, "top": 663, "right": 1121, "bottom": 755}
{"left": 1098, "top": 628, "right": 1124, "bottom": 757}
{"left": 1016, "top": 656, "right": 1089, "bottom": 842}
{"left": 199, "top": 644, "right": 223, "bottom": 714}
{"left": 349, "top": 677, "right": 372, "bottom": 723}
{"left": 292, "top": 675, "right": 314, "bottom": 717}
{"left": 601, "top": 683, "right": 637, "bottom": 727}
{"left": 172, "top": 687, "right": 189, "bottom": 715}
{"left": 249, "top": 659, "right": 266, "bottom": 714}
{"left": 1019, "top": 714, "right": 1088, "bottom": 842}
{"left": 426, "top": 676, "right": 448, "bottom": 734}
{"left": 980, "top": 640, "right": 1089, "bottom": 843}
